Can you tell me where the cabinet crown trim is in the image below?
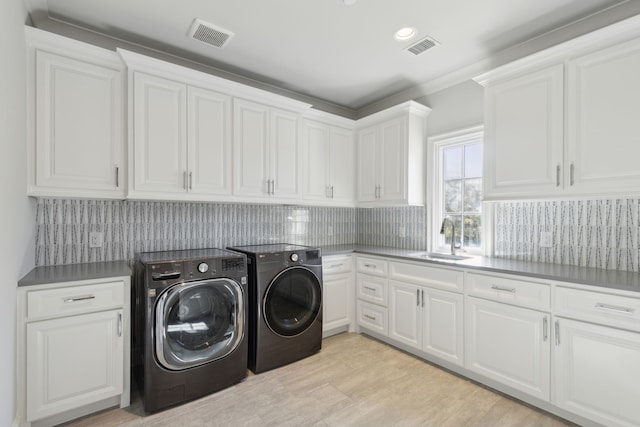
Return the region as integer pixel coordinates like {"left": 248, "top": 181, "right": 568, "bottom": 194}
{"left": 355, "top": 100, "right": 431, "bottom": 128}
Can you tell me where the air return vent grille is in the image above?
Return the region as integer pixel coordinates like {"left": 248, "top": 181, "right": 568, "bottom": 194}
{"left": 406, "top": 36, "right": 439, "bottom": 55}
{"left": 188, "top": 18, "right": 234, "bottom": 48}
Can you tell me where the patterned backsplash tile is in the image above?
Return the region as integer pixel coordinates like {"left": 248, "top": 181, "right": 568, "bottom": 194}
{"left": 356, "top": 206, "right": 427, "bottom": 250}
{"left": 494, "top": 199, "right": 639, "bottom": 272}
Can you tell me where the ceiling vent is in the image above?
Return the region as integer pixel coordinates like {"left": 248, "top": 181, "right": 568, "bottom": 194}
{"left": 406, "top": 36, "right": 439, "bottom": 55}
{"left": 188, "top": 18, "right": 234, "bottom": 49}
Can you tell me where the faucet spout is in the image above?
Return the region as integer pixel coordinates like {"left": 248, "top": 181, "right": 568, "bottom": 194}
{"left": 440, "top": 218, "right": 458, "bottom": 256}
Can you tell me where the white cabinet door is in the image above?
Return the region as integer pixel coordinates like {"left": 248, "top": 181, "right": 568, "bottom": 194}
{"left": 389, "top": 280, "right": 422, "bottom": 350}
{"left": 322, "top": 273, "right": 352, "bottom": 333}
{"left": 302, "top": 120, "right": 330, "bottom": 202}
{"left": 423, "top": 288, "right": 464, "bottom": 367}
{"left": 466, "top": 297, "right": 550, "bottom": 401}
{"left": 378, "top": 116, "right": 406, "bottom": 202}
{"left": 356, "top": 125, "right": 378, "bottom": 202}
{"left": 270, "top": 108, "right": 300, "bottom": 200}
{"left": 330, "top": 126, "right": 355, "bottom": 204}
{"left": 33, "top": 50, "right": 124, "bottom": 198}
{"left": 133, "top": 72, "right": 187, "bottom": 194}
{"left": 567, "top": 38, "right": 640, "bottom": 196}
{"left": 483, "top": 64, "right": 564, "bottom": 200}
{"left": 233, "top": 99, "right": 269, "bottom": 197}
{"left": 187, "top": 86, "right": 232, "bottom": 196}
{"left": 26, "top": 309, "right": 124, "bottom": 422}
{"left": 554, "top": 318, "right": 640, "bottom": 427}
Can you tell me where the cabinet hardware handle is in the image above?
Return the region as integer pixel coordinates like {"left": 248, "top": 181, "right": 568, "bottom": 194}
{"left": 417, "top": 288, "right": 420, "bottom": 306}
{"left": 555, "top": 320, "right": 560, "bottom": 346}
{"left": 363, "top": 286, "right": 377, "bottom": 292}
{"left": 189, "top": 171, "right": 193, "bottom": 190}
{"left": 329, "top": 263, "right": 344, "bottom": 268}
{"left": 491, "top": 285, "right": 516, "bottom": 293}
{"left": 270, "top": 179, "right": 275, "bottom": 195}
{"left": 543, "top": 317, "right": 548, "bottom": 342}
{"left": 570, "top": 163, "right": 575, "bottom": 186}
{"left": 184, "top": 171, "right": 188, "bottom": 190}
{"left": 117, "top": 312, "right": 123, "bottom": 337}
{"left": 421, "top": 289, "right": 425, "bottom": 308}
{"left": 363, "top": 264, "right": 377, "bottom": 269}
{"left": 595, "top": 303, "right": 635, "bottom": 315}
{"left": 63, "top": 295, "right": 96, "bottom": 303}
{"left": 115, "top": 166, "right": 119, "bottom": 187}
{"left": 556, "top": 164, "right": 560, "bottom": 187}
{"left": 364, "top": 314, "right": 376, "bottom": 321}
{"left": 331, "top": 185, "right": 334, "bottom": 199}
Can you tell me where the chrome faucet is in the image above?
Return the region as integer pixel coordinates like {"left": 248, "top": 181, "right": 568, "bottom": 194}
{"left": 440, "top": 218, "right": 461, "bottom": 256}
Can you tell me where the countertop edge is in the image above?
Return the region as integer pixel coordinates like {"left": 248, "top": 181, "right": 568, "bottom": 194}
{"left": 18, "top": 261, "right": 132, "bottom": 287}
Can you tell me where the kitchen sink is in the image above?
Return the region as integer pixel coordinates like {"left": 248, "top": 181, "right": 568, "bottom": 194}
{"left": 407, "top": 252, "right": 472, "bottom": 262}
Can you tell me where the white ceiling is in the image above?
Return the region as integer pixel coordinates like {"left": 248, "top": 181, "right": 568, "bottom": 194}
{"left": 25, "top": 0, "right": 640, "bottom": 112}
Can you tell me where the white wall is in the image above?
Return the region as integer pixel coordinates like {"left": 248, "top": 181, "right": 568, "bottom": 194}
{"left": 415, "top": 80, "right": 484, "bottom": 137}
{"left": 0, "top": 2, "right": 36, "bottom": 425}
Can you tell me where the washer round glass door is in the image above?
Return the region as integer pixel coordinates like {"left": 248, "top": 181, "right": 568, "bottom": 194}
{"left": 155, "top": 278, "right": 244, "bottom": 370}
{"left": 263, "top": 266, "right": 321, "bottom": 337}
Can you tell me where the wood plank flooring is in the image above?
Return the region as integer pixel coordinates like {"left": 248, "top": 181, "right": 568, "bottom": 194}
{"left": 62, "top": 333, "right": 574, "bottom": 426}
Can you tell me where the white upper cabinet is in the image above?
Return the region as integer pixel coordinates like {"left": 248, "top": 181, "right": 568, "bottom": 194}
{"left": 476, "top": 21, "right": 640, "bottom": 201}
{"left": 26, "top": 27, "right": 125, "bottom": 199}
{"left": 482, "top": 64, "right": 564, "bottom": 200}
{"left": 566, "top": 37, "right": 640, "bottom": 196}
{"left": 356, "top": 101, "right": 430, "bottom": 207}
{"left": 301, "top": 117, "right": 355, "bottom": 206}
{"left": 233, "top": 98, "right": 301, "bottom": 201}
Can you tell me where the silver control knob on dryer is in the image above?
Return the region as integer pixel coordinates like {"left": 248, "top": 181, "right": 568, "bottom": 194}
{"left": 197, "top": 262, "right": 209, "bottom": 273}
{"left": 290, "top": 253, "right": 299, "bottom": 262}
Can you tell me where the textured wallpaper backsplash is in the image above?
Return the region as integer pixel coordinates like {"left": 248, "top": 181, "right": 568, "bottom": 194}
{"left": 494, "top": 198, "right": 639, "bottom": 272}
{"left": 35, "top": 199, "right": 357, "bottom": 266}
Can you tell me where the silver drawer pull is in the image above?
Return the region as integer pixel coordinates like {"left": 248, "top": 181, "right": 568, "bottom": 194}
{"left": 117, "top": 313, "right": 123, "bottom": 337}
{"left": 63, "top": 295, "right": 96, "bottom": 303}
{"left": 330, "top": 263, "right": 344, "bottom": 268}
{"left": 363, "top": 263, "right": 377, "bottom": 268}
{"left": 363, "top": 314, "right": 377, "bottom": 321}
{"left": 363, "top": 286, "right": 377, "bottom": 292}
{"left": 491, "top": 285, "right": 516, "bottom": 293}
{"left": 595, "top": 303, "right": 635, "bottom": 315}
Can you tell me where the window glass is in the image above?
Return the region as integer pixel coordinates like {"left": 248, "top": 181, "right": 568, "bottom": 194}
{"left": 444, "top": 146, "right": 462, "bottom": 179}
{"left": 464, "top": 143, "right": 483, "bottom": 178}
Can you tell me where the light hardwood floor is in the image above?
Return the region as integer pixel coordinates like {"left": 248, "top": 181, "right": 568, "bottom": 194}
{"left": 63, "top": 333, "right": 574, "bottom": 426}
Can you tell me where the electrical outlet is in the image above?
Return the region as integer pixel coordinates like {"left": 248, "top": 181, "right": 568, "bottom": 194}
{"left": 327, "top": 226, "right": 334, "bottom": 236}
{"left": 89, "top": 231, "right": 103, "bottom": 248}
{"left": 399, "top": 226, "right": 406, "bottom": 238}
{"left": 540, "top": 231, "right": 553, "bottom": 248}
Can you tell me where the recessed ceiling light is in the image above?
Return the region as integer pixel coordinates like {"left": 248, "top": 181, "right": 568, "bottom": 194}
{"left": 394, "top": 27, "right": 417, "bottom": 41}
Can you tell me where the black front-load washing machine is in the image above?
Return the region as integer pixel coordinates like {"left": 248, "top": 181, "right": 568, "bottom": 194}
{"left": 133, "top": 248, "right": 248, "bottom": 413}
{"left": 227, "top": 244, "right": 322, "bottom": 374}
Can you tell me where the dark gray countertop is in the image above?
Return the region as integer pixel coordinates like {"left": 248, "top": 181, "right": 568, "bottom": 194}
{"left": 18, "top": 261, "right": 131, "bottom": 287}
{"left": 320, "top": 244, "right": 640, "bottom": 294}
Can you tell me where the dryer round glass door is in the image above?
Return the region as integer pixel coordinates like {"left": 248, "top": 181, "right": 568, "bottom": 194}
{"left": 155, "top": 278, "right": 245, "bottom": 370}
{"left": 263, "top": 266, "right": 322, "bottom": 337}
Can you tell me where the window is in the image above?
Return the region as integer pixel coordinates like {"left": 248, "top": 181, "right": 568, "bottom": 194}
{"left": 429, "top": 126, "right": 483, "bottom": 254}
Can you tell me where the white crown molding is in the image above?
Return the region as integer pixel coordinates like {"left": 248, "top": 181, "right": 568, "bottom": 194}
{"left": 302, "top": 108, "right": 356, "bottom": 129}
{"left": 355, "top": 100, "right": 432, "bottom": 128}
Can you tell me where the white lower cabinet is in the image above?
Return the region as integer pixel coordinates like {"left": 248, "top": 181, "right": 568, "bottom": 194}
{"left": 465, "top": 296, "right": 550, "bottom": 401}
{"left": 553, "top": 318, "right": 640, "bottom": 427}
{"left": 355, "top": 255, "right": 389, "bottom": 336}
{"left": 356, "top": 300, "right": 388, "bottom": 335}
{"left": 322, "top": 255, "right": 353, "bottom": 336}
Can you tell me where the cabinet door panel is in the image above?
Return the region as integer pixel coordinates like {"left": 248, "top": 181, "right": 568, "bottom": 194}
{"left": 187, "top": 87, "right": 232, "bottom": 195}
{"left": 554, "top": 318, "right": 640, "bottom": 427}
{"left": 270, "top": 108, "right": 300, "bottom": 199}
{"left": 35, "top": 51, "right": 123, "bottom": 195}
{"left": 302, "top": 120, "right": 330, "bottom": 201}
{"left": 567, "top": 38, "right": 640, "bottom": 195}
{"left": 423, "top": 288, "right": 463, "bottom": 366}
{"left": 389, "top": 280, "right": 421, "bottom": 349}
{"left": 233, "top": 99, "right": 269, "bottom": 197}
{"left": 330, "top": 126, "right": 355, "bottom": 203}
{"left": 484, "top": 65, "right": 563, "bottom": 199}
{"left": 323, "top": 273, "right": 351, "bottom": 332}
{"left": 357, "top": 126, "right": 378, "bottom": 202}
{"left": 27, "top": 310, "right": 123, "bottom": 421}
{"left": 466, "top": 297, "right": 550, "bottom": 400}
{"left": 379, "top": 117, "right": 406, "bottom": 201}
{"left": 133, "top": 73, "right": 187, "bottom": 193}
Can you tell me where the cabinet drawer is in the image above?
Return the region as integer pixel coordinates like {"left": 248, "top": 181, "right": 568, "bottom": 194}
{"left": 466, "top": 273, "right": 550, "bottom": 311}
{"left": 555, "top": 286, "right": 640, "bottom": 332}
{"left": 322, "top": 255, "right": 353, "bottom": 275}
{"left": 389, "top": 261, "right": 463, "bottom": 293}
{"left": 357, "top": 274, "right": 388, "bottom": 306}
{"left": 357, "top": 300, "right": 388, "bottom": 336}
{"left": 356, "top": 256, "right": 388, "bottom": 277}
{"left": 27, "top": 281, "right": 125, "bottom": 320}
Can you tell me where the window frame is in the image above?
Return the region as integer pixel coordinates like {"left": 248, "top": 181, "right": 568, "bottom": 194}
{"left": 427, "top": 125, "right": 485, "bottom": 255}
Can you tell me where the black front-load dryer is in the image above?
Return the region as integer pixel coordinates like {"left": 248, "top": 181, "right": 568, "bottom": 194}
{"left": 227, "top": 244, "right": 322, "bottom": 374}
{"left": 133, "top": 248, "right": 248, "bottom": 413}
